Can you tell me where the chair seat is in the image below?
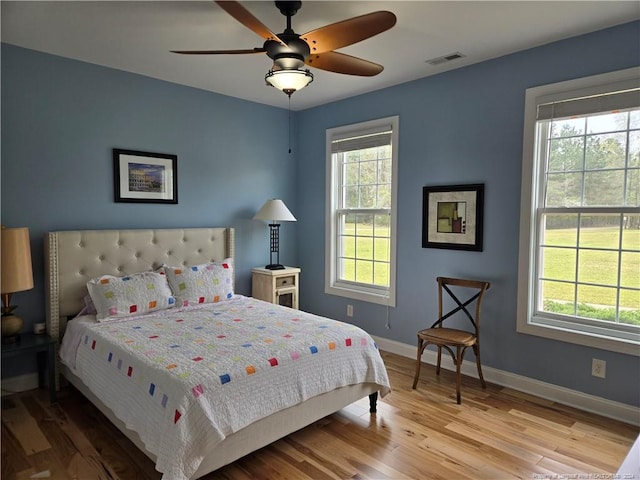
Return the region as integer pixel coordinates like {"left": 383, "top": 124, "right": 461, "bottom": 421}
{"left": 418, "top": 327, "right": 477, "bottom": 346}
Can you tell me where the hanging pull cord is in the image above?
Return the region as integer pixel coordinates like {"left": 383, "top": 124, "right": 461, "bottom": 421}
{"left": 288, "top": 95, "right": 292, "bottom": 154}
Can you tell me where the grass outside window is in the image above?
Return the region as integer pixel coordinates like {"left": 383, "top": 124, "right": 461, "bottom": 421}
{"left": 340, "top": 223, "right": 390, "bottom": 286}
{"left": 540, "top": 226, "right": 640, "bottom": 325}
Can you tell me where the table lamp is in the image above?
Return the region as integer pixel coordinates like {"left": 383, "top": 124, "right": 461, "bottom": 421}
{"left": 1, "top": 226, "right": 34, "bottom": 343}
{"left": 253, "top": 199, "right": 296, "bottom": 270}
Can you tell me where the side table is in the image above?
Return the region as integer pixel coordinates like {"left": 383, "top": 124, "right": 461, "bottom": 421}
{"left": 252, "top": 266, "right": 300, "bottom": 309}
{"left": 1, "top": 332, "right": 57, "bottom": 403}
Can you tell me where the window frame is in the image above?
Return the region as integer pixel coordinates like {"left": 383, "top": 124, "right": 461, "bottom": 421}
{"left": 325, "top": 116, "right": 399, "bottom": 306}
{"left": 517, "top": 67, "right": 640, "bottom": 356}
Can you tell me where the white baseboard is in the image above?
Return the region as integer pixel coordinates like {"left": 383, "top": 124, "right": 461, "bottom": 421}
{"left": 374, "top": 335, "right": 640, "bottom": 426}
{"left": 1, "top": 372, "right": 38, "bottom": 397}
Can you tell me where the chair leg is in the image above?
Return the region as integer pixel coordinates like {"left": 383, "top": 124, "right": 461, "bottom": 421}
{"left": 436, "top": 346, "right": 442, "bottom": 375}
{"left": 412, "top": 338, "right": 424, "bottom": 390}
{"left": 473, "top": 344, "right": 486, "bottom": 388}
{"left": 455, "top": 346, "right": 463, "bottom": 404}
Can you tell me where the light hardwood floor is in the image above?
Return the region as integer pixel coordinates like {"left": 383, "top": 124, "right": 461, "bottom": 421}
{"left": 2, "top": 351, "right": 638, "bottom": 479}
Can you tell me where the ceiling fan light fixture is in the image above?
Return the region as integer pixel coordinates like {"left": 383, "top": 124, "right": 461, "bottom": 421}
{"left": 265, "top": 68, "right": 313, "bottom": 96}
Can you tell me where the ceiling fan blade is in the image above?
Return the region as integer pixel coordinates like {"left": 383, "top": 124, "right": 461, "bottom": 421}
{"left": 301, "top": 11, "right": 396, "bottom": 54}
{"left": 306, "top": 51, "right": 384, "bottom": 77}
{"left": 215, "top": 1, "right": 287, "bottom": 46}
{"left": 172, "top": 48, "right": 266, "bottom": 55}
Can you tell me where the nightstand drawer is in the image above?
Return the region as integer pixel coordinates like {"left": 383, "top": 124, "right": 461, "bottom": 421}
{"left": 276, "top": 275, "right": 296, "bottom": 288}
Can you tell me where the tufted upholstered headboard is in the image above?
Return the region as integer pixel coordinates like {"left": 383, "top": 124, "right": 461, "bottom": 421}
{"left": 45, "top": 227, "right": 234, "bottom": 341}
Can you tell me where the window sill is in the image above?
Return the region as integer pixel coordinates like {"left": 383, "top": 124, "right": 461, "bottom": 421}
{"left": 516, "top": 315, "right": 640, "bottom": 356}
{"left": 325, "top": 284, "right": 395, "bottom": 307}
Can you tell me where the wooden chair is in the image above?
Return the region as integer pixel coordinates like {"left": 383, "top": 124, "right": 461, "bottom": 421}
{"left": 412, "top": 277, "right": 490, "bottom": 404}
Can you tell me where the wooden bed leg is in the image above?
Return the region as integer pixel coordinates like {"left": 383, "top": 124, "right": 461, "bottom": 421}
{"left": 369, "top": 392, "right": 378, "bottom": 413}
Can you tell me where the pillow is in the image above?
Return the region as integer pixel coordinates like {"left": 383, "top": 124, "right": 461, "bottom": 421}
{"left": 163, "top": 258, "right": 234, "bottom": 307}
{"left": 87, "top": 271, "right": 176, "bottom": 321}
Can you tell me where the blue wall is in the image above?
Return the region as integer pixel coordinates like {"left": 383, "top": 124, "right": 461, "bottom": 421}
{"left": 1, "top": 44, "right": 299, "bottom": 376}
{"left": 296, "top": 21, "right": 640, "bottom": 407}
{"left": 2, "top": 21, "right": 639, "bottom": 407}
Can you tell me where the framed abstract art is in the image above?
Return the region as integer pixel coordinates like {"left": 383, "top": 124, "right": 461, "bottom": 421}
{"left": 422, "top": 183, "right": 484, "bottom": 251}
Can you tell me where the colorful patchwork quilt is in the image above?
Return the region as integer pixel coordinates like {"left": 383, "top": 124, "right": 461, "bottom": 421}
{"left": 66, "top": 296, "right": 391, "bottom": 479}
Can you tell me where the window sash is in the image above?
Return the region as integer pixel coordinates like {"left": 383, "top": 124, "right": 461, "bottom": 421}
{"left": 335, "top": 209, "right": 391, "bottom": 289}
{"left": 325, "top": 116, "right": 398, "bottom": 307}
{"left": 530, "top": 99, "right": 640, "bottom": 345}
{"left": 533, "top": 210, "right": 640, "bottom": 335}
{"left": 334, "top": 132, "right": 392, "bottom": 289}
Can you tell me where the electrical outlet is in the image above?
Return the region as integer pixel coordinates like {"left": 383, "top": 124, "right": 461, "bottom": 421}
{"left": 592, "top": 358, "right": 606, "bottom": 378}
{"left": 347, "top": 305, "right": 353, "bottom": 317}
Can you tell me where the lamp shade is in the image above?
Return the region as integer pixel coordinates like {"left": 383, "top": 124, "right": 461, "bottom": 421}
{"left": 1, "top": 227, "right": 34, "bottom": 294}
{"left": 253, "top": 199, "right": 297, "bottom": 223}
{"left": 265, "top": 69, "right": 313, "bottom": 95}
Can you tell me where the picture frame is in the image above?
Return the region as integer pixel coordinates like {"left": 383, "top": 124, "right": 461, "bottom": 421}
{"left": 113, "top": 149, "right": 178, "bottom": 204}
{"left": 422, "top": 183, "right": 484, "bottom": 251}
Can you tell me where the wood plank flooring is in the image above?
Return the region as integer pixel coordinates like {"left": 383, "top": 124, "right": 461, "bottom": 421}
{"left": 2, "top": 351, "right": 638, "bottom": 479}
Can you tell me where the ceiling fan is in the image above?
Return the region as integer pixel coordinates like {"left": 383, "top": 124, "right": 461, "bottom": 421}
{"left": 172, "top": 1, "right": 397, "bottom": 96}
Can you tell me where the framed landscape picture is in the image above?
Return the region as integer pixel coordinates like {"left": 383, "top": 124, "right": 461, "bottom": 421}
{"left": 422, "top": 183, "right": 484, "bottom": 251}
{"left": 113, "top": 149, "right": 178, "bottom": 204}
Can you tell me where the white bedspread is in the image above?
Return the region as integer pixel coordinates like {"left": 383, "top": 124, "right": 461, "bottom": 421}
{"left": 60, "top": 296, "right": 390, "bottom": 479}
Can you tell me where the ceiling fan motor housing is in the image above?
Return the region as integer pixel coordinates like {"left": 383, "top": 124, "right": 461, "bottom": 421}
{"left": 265, "top": 35, "right": 310, "bottom": 69}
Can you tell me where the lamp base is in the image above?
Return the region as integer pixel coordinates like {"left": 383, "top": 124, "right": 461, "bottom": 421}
{"left": 1, "top": 314, "right": 24, "bottom": 344}
{"left": 265, "top": 264, "right": 285, "bottom": 270}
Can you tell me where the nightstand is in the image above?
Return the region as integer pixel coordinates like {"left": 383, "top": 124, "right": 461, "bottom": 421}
{"left": 252, "top": 266, "right": 300, "bottom": 309}
{"left": 1, "top": 332, "right": 56, "bottom": 403}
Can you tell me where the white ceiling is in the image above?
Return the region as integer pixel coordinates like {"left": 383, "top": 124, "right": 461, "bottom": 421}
{"left": 2, "top": 1, "right": 639, "bottom": 111}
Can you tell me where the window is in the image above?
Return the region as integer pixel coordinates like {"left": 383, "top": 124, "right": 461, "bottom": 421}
{"left": 517, "top": 68, "right": 640, "bottom": 355}
{"left": 325, "top": 116, "right": 399, "bottom": 306}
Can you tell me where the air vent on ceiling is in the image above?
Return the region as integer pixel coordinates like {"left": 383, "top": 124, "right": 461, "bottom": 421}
{"left": 425, "top": 52, "right": 466, "bottom": 66}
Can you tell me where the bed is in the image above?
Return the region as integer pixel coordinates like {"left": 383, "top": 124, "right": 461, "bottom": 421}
{"left": 45, "top": 227, "right": 390, "bottom": 479}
